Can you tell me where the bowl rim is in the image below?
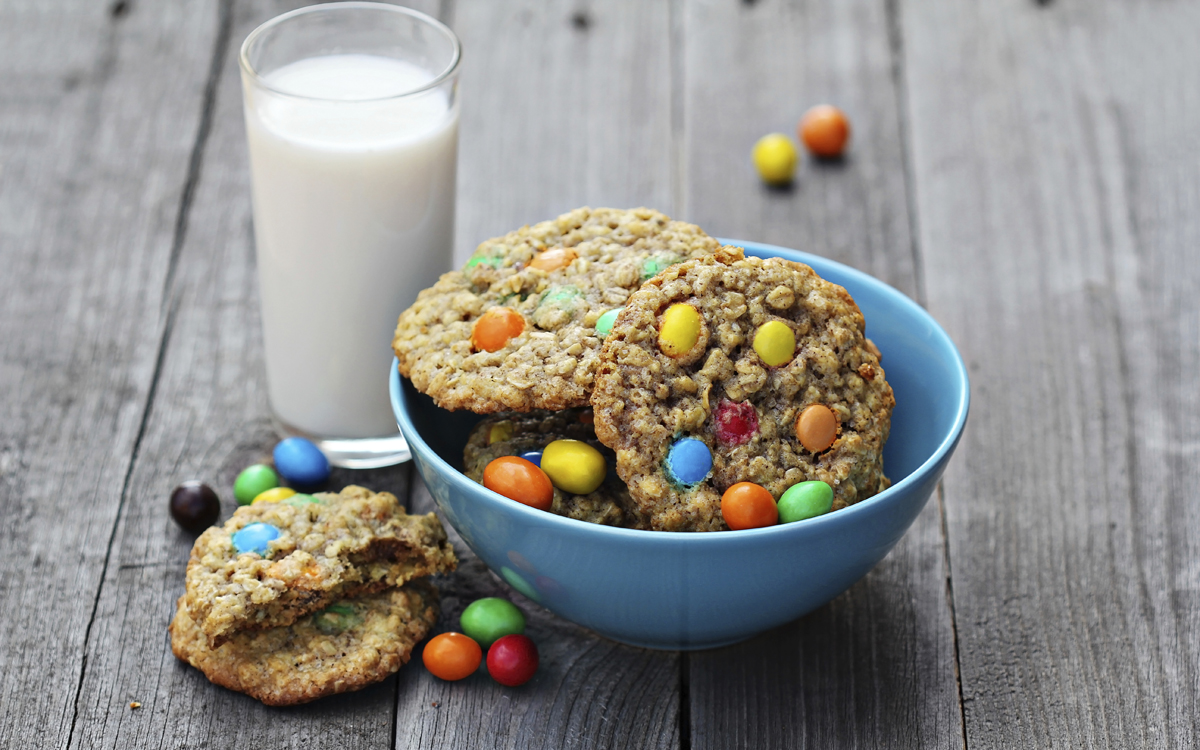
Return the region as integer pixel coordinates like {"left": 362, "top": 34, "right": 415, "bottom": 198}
{"left": 392, "top": 239, "right": 970, "bottom": 544}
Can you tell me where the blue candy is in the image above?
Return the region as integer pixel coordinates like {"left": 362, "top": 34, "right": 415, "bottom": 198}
{"left": 273, "top": 437, "right": 330, "bottom": 485}
{"left": 519, "top": 451, "right": 543, "bottom": 467}
{"left": 665, "top": 437, "right": 712, "bottom": 486}
{"left": 232, "top": 522, "right": 280, "bottom": 556}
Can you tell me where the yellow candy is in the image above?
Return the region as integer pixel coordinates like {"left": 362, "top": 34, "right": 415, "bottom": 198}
{"left": 541, "top": 439, "right": 606, "bottom": 495}
{"left": 752, "top": 133, "right": 798, "bottom": 185}
{"left": 658, "top": 304, "right": 702, "bottom": 357}
{"left": 753, "top": 320, "right": 796, "bottom": 366}
{"left": 488, "top": 421, "right": 514, "bottom": 445}
{"left": 252, "top": 486, "right": 296, "bottom": 505}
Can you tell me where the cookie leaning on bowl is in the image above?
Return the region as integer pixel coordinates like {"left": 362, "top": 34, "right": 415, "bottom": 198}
{"left": 392, "top": 207, "right": 720, "bottom": 414}
{"left": 184, "top": 485, "right": 456, "bottom": 647}
{"left": 591, "top": 246, "right": 895, "bottom": 532}
{"left": 170, "top": 581, "right": 438, "bottom": 706}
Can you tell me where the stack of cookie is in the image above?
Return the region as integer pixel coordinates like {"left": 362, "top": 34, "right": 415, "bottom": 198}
{"left": 169, "top": 485, "right": 457, "bottom": 705}
{"left": 393, "top": 207, "right": 894, "bottom": 532}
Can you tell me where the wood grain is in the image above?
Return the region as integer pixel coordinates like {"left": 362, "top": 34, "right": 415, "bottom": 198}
{"left": 0, "top": 1, "right": 218, "bottom": 746}
{"left": 900, "top": 0, "right": 1200, "bottom": 745}
{"left": 682, "top": 1, "right": 962, "bottom": 747}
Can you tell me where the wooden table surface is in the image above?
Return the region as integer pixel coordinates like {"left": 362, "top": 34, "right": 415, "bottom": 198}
{"left": 3, "top": 0, "right": 1198, "bottom": 747}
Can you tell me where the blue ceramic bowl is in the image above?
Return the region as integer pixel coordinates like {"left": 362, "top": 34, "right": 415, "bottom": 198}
{"left": 391, "top": 240, "right": 969, "bottom": 650}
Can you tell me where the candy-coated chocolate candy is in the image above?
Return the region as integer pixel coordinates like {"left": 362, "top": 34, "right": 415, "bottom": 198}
{"left": 273, "top": 437, "right": 330, "bottom": 485}
{"left": 595, "top": 308, "right": 622, "bottom": 338}
{"left": 169, "top": 481, "right": 220, "bottom": 533}
{"left": 752, "top": 133, "right": 797, "bottom": 185}
{"left": 232, "top": 522, "right": 280, "bottom": 556}
{"left": 461, "top": 598, "right": 526, "bottom": 649}
{"left": 658, "top": 303, "right": 702, "bottom": 357}
{"left": 487, "top": 634, "right": 539, "bottom": 687}
{"left": 753, "top": 320, "right": 796, "bottom": 367}
{"left": 778, "top": 480, "right": 834, "bottom": 522}
{"left": 518, "top": 450, "right": 542, "bottom": 467}
{"left": 796, "top": 404, "right": 837, "bottom": 452}
{"left": 799, "top": 104, "right": 851, "bottom": 158}
{"left": 530, "top": 247, "right": 578, "bottom": 272}
{"left": 423, "top": 632, "right": 482, "bottom": 681}
{"left": 640, "top": 255, "right": 679, "bottom": 280}
{"left": 541, "top": 439, "right": 606, "bottom": 495}
{"left": 283, "top": 493, "right": 320, "bottom": 507}
{"left": 538, "top": 285, "right": 583, "bottom": 310}
{"left": 252, "top": 486, "right": 296, "bottom": 505}
{"left": 483, "top": 457, "right": 554, "bottom": 511}
{"left": 472, "top": 307, "right": 525, "bottom": 352}
{"left": 714, "top": 399, "right": 758, "bottom": 445}
{"left": 488, "top": 421, "right": 514, "bottom": 445}
{"left": 721, "top": 482, "right": 778, "bottom": 530}
{"left": 665, "top": 437, "right": 712, "bottom": 486}
{"left": 234, "top": 464, "right": 278, "bottom": 506}
{"left": 464, "top": 253, "right": 503, "bottom": 270}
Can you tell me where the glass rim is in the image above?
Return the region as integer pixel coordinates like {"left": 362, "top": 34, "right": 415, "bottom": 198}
{"left": 238, "top": 2, "right": 462, "bottom": 103}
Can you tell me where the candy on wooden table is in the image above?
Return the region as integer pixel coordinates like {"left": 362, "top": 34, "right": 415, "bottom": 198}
{"left": 777, "top": 480, "right": 834, "bottom": 522}
{"left": 483, "top": 456, "right": 554, "bottom": 511}
{"left": 540, "top": 439, "right": 606, "bottom": 495}
{"left": 251, "top": 486, "right": 296, "bottom": 505}
{"left": 752, "top": 133, "right": 798, "bottom": 185}
{"left": 169, "top": 481, "right": 220, "bottom": 533}
{"left": 486, "top": 634, "right": 539, "bottom": 687}
{"left": 423, "top": 632, "right": 482, "bottom": 681}
{"left": 460, "top": 598, "right": 526, "bottom": 649}
{"left": 231, "top": 522, "right": 280, "bottom": 556}
{"left": 273, "top": 437, "right": 330, "bottom": 485}
{"left": 713, "top": 399, "right": 759, "bottom": 445}
{"left": 720, "top": 482, "right": 778, "bottom": 530}
{"left": 799, "top": 104, "right": 851, "bottom": 158}
{"left": 795, "top": 404, "right": 838, "bottom": 452}
{"left": 658, "top": 303, "right": 702, "bottom": 357}
{"left": 752, "top": 320, "right": 796, "bottom": 367}
{"left": 665, "top": 437, "right": 712, "bottom": 486}
{"left": 234, "top": 464, "right": 278, "bottom": 506}
{"left": 471, "top": 306, "right": 524, "bottom": 352}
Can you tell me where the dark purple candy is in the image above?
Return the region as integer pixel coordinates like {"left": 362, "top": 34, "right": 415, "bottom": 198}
{"left": 170, "top": 481, "right": 220, "bottom": 533}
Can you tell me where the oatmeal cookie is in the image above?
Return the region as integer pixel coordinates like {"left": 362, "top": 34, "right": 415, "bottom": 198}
{"left": 462, "top": 410, "right": 648, "bottom": 528}
{"left": 184, "top": 485, "right": 456, "bottom": 647}
{"left": 592, "top": 247, "right": 894, "bottom": 532}
{"left": 393, "top": 207, "right": 720, "bottom": 413}
{"left": 170, "top": 581, "right": 438, "bottom": 706}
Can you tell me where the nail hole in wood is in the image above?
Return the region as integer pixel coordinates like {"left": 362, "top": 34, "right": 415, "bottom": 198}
{"left": 110, "top": 0, "right": 129, "bottom": 18}
{"left": 571, "top": 10, "right": 591, "bottom": 31}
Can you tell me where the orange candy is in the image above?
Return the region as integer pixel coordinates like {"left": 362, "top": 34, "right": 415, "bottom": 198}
{"left": 721, "top": 482, "right": 778, "bottom": 530}
{"left": 796, "top": 404, "right": 837, "bottom": 452}
{"left": 799, "top": 105, "right": 850, "bottom": 158}
{"left": 422, "top": 632, "right": 482, "bottom": 681}
{"left": 471, "top": 307, "right": 525, "bottom": 352}
{"left": 483, "top": 456, "right": 554, "bottom": 511}
{"left": 530, "top": 247, "right": 578, "bottom": 272}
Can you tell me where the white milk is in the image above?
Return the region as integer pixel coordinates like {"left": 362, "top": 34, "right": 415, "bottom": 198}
{"left": 244, "top": 54, "right": 457, "bottom": 438}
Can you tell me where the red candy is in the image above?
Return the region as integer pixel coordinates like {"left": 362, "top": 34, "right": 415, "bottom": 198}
{"left": 714, "top": 399, "right": 758, "bottom": 445}
{"left": 487, "top": 634, "right": 539, "bottom": 686}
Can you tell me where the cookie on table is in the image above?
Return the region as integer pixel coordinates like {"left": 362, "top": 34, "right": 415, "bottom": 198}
{"left": 592, "top": 246, "right": 894, "bottom": 532}
{"left": 170, "top": 581, "right": 438, "bottom": 706}
{"left": 462, "top": 409, "right": 648, "bottom": 529}
{"left": 393, "top": 207, "right": 720, "bottom": 413}
{"left": 184, "top": 485, "right": 456, "bottom": 647}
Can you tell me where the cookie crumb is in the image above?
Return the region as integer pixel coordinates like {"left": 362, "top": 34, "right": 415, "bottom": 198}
{"left": 129, "top": 702, "right": 141, "bottom": 710}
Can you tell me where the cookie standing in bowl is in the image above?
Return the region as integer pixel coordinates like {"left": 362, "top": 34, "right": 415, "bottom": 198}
{"left": 463, "top": 409, "right": 649, "bottom": 529}
{"left": 592, "top": 247, "right": 894, "bottom": 532}
{"left": 393, "top": 207, "right": 720, "bottom": 413}
{"left": 170, "top": 581, "right": 439, "bottom": 706}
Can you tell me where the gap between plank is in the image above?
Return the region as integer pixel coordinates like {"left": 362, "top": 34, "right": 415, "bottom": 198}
{"left": 669, "top": 0, "right": 687, "bottom": 221}
{"left": 66, "top": 2, "right": 234, "bottom": 745}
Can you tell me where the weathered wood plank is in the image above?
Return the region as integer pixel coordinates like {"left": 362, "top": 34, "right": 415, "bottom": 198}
{"left": 68, "top": 1, "right": 427, "bottom": 747}
{"left": 395, "top": 479, "right": 681, "bottom": 750}
{"left": 0, "top": 1, "right": 219, "bottom": 746}
{"left": 901, "top": 0, "right": 1200, "bottom": 745}
{"left": 681, "top": 0, "right": 962, "bottom": 747}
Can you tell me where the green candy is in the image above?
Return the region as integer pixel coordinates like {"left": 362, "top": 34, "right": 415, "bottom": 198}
{"left": 313, "top": 602, "right": 363, "bottom": 634}
{"left": 284, "top": 493, "right": 320, "bottom": 507}
{"left": 538, "top": 285, "right": 582, "bottom": 308}
{"left": 234, "top": 464, "right": 278, "bottom": 506}
{"left": 464, "top": 253, "right": 503, "bottom": 270}
{"left": 777, "top": 481, "right": 834, "bottom": 523}
{"left": 595, "top": 307, "right": 622, "bottom": 338}
{"left": 460, "top": 597, "right": 526, "bottom": 648}
{"left": 641, "top": 254, "right": 681, "bottom": 280}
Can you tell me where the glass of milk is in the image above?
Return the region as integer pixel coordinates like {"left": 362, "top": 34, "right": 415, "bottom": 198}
{"left": 239, "top": 3, "right": 460, "bottom": 467}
